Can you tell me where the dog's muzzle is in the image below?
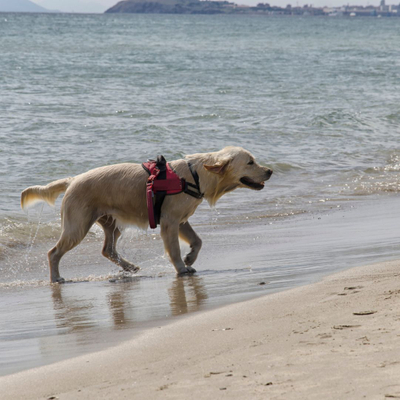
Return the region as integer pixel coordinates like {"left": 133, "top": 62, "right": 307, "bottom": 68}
{"left": 240, "top": 169, "right": 272, "bottom": 191}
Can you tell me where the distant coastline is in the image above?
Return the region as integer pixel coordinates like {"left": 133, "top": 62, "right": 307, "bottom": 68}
{"left": 0, "top": 0, "right": 50, "bottom": 13}
{"left": 105, "top": 0, "right": 400, "bottom": 17}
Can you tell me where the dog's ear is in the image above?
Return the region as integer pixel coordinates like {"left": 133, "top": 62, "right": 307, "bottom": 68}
{"left": 204, "top": 160, "right": 230, "bottom": 175}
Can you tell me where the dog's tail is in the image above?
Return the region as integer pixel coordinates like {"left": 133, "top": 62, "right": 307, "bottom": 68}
{"left": 21, "top": 177, "right": 74, "bottom": 210}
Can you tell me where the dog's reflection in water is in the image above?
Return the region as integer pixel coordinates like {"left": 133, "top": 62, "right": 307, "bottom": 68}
{"left": 50, "top": 275, "right": 208, "bottom": 333}
{"left": 168, "top": 275, "right": 208, "bottom": 316}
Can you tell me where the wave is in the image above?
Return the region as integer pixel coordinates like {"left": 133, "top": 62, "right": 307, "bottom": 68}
{"left": 345, "top": 180, "right": 400, "bottom": 196}
{"left": 341, "top": 152, "right": 400, "bottom": 196}
{"left": 310, "top": 110, "right": 372, "bottom": 129}
{"left": 270, "top": 162, "right": 303, "bottom": 173}
{"left": 0, "top": 272, "right": 143, "bottom": 289}
{"left": 384, "top": 112, "right": 400, "bottom": 124}
{"left": 0, "top": 217, "right": 59, "bottom": 258}
{"left": 364, "top": 154, "right": 400, "bottom": 174}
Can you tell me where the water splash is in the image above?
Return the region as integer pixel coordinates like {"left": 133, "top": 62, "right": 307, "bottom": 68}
{"left": 24, "top": 203, "right": 45, "bottom": 268}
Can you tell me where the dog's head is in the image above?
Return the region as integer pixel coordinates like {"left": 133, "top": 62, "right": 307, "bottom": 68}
{"left": 203, "top": 146, "right": 273, "bottom": 195}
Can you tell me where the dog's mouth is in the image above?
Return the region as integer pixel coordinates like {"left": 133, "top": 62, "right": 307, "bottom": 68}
{"left": 240, "top": 177, "right": 265, "bottom": 190}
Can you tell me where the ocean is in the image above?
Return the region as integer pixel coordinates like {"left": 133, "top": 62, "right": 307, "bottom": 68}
{"left": 1, "top": 13, "right": 400, "bottom": 375}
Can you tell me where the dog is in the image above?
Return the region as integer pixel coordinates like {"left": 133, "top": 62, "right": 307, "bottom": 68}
{"left": 21, "top": 146, "right": 272, "bottom": 283}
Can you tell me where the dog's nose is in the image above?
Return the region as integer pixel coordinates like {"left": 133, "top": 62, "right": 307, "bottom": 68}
{"left": 265, "top": 169, "right": 273, "bottom": 179}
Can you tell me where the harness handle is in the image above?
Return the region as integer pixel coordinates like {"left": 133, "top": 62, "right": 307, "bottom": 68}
{"left": 147, "top": 166, "right": 160, "bottom": 184}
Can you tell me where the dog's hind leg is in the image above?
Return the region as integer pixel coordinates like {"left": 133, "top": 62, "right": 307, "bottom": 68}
{"left": 161, "top": 220, "right": 195, "bottom": 275}
{"left": 179, "top": 222, "right": 201, "bottom": 270}
{"left": 48, "top": 240, "right": 71, "bottom": 283}
{"left": 48, "top": 210, "right": 95, "bottom": 283}
{"left": 97, "top": 216, "right": 139, "bottom": 273}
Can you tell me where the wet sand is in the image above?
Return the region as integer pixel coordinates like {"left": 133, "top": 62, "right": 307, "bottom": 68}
{"left": 2, "top": 259, "right": 400, "bottom": 399}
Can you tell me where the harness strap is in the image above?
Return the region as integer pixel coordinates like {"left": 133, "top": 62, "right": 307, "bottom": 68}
{"left": 184, "top": 162, "right": 203, "bottom": 199}
{"left": 154, "top": 161, "right": 167, "bottom": 228}
{"left": 145, "top": 161, "right": 161, "bottom": 229}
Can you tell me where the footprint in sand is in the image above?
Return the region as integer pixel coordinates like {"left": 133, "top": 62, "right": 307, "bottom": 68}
{"left": 332, "top": 324, "right": 361, "bottom": 330}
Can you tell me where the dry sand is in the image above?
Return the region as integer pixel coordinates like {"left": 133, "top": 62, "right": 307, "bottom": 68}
{"left": 2, "top": 260, "right": 400, "bottom": 400}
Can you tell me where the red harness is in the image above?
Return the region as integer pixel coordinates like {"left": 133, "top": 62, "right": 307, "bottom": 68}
{"left": 142, "top": 156, "right": 203, "bottom": 229}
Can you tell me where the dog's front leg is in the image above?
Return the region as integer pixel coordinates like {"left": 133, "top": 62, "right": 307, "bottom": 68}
{"left": 179, "top": 222, "right": 201, "bottom": 269}
{"left": 160, "top": 220, "right": 195, "bottom": 275}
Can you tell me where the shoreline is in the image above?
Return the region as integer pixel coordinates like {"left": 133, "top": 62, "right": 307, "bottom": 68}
{"left": 3, "top": 259, "right": 400, "bottom": 399}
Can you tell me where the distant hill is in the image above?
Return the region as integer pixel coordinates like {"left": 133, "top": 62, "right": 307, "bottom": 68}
{"left": 105, "top": 0, "right": 236, "bottom": 14}
{"left": 0, "top": 0, "right": 49, "bottom": 12}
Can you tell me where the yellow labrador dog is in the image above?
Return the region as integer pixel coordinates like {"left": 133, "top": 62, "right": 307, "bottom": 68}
{"left": 21, "top": 146, "right": 272, "bottom": 283}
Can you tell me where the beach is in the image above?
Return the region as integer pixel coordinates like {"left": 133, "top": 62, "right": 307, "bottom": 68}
{"left": 2, "top": 259, "right": 400, "bottom": 399}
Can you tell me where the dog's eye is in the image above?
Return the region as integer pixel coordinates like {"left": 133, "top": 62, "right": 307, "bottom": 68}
{"left": 248, "top": 160, "right": 254, "bottom": 165}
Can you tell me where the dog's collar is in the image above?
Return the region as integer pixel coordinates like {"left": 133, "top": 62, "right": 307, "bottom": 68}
{"left": 184, "top": 162, "right": 203, "bottom": 199}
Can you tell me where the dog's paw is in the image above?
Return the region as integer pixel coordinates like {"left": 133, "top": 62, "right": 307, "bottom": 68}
{"left": 55, "top": 277, "right": 65, "bottom": 284}
{"left": 122, "top": 265, "right": 140, "bottom": 273}
{"left": 177, "top": 267, "right": 196, "bottom": 276}
{"left": 184, "top": 253, "right": 196, "bottom": 266}
{"left": 186, "top": 266, "right": 197, "bottom": 273}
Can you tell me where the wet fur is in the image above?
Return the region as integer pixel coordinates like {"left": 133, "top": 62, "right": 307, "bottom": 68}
{"left": 21, "top": 146, "right": 272, "bottom": 283}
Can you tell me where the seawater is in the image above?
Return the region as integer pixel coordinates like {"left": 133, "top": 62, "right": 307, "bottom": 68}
{"left": 1, "top": 13, "right": 400, "bottom": 375}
